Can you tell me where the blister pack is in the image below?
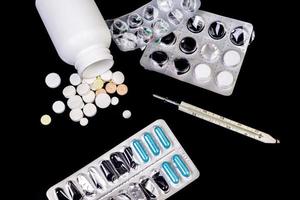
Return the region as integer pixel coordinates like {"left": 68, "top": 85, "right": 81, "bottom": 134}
{"left": 46, "top": 119, "right": 199, "bottom": 200}
{"left": 140, "top": 10, "right": 254, "bottom": 96}
{"left": 106, "top": 0, "right": 201, "bottom": 51}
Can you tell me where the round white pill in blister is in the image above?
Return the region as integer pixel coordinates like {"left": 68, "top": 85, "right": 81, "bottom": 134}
{"left": 67, "top": 95, "right": 84, "bottom": 109}
{"left": 194, "top": 64, "right": 212, "bottom": 81}
{"left": 223, "top": 50, "right": 241, "bottom": 67}
{"left": 69, "top": 109, "right": 83, "bottom": 122}
{"left": 70, "top": 73, "right": 82, "bottom": 86}
{"left": 63, "top": 86, "right": 76, "bottom": 98}
{"left": 82, "top": 91, "right": 95, "bottom": 103}
{"left": 101, "top": 70, "right": 113, "bottom": 82}
{"left": 52, "top": 101, "right": 65, "bottom": 114}
{"left": 83, "top": 103, "right": 97, "bottom": 117}
{"left": 216, "top": 71, "right": 234, "bottom": 88}
{"left": 122, "top": 110, "right": 131, "bottom": 119}
{"left": 112, "top": 71, "right": 125, "bottom": 85}
{"left": 77, "top": 83, "right": 90, "bottom": 96}
{"left": 95, "top": 93, "right": 111, "bottom": 109}
{"left": 45, "top": 73, "right": 61, "bottom": 88}
{"left": 111, "top": 97, "right": 119, "bottom": 106}
{"left": 80, "top": 118, "right": 89, "bottom": 126}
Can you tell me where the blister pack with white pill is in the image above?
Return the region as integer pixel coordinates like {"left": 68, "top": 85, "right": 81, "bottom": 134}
{"left": 106, "top": 0, "right": 201, "bottom": 52}
{"left": 140, "top": 10, "right": 254, "bottom": 96}
{"left": 46, "top": 119, "right": 199, "bottom": 200}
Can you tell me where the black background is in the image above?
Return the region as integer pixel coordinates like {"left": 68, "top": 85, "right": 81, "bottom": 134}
{"left": 8, "top": 0, "right": 296, "bottom": 199}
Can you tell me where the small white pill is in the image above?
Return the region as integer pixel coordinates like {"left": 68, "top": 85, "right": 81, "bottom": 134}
{"left": 95, "top": 93, "right": 111, "bottom": 109}
{"left": 194, "top": 64, "right": 212, "bottom": 81}
{"left": 45, "top": 73, "right": 61, "bottom": 88}
{"left": 52, "top": 101, "right": 65, "bottom": 114}
{"left": 69, "top": 109, "right": 84, "bottom": 122}
{"left": 62, "top": 86, "right": 76, "bottom": 98}
{"left": 223, "top": 50, "right": 241, "bottom": 67}
{"left": 67, "top": 95, "right": 84, "bottom": 109}
{"left": 77, "top": 83, "right": 90, "bottom": 96}
{"left": 122, "top": 110, "right": 131, "bottom": 119}
{"left": 216, "top": 71, "right": 234, "bottom": 88}
{"left": 82, "top": 77, "right": 96, "bottom": 85}
{"left": 80, "top": 118, "right": 89, "bottom": 126}
{"left": 70, "top": 73, "right": 82, "bottom": 86}
{"left": 82, "top": 91, "right": 96, "bottom": 103}
{"left": 101, "top": 70, "right": 113, "bottom": 82}
{"left": 83, "top": 103, "right": 97, "bottom": 117}
{"left": 111, "top": 97, "right": 119, "bottom": 106}
{"left": 112, "top": 71, "right": 125, "bottom": 85}
{"left": 41, "top": 114, "right": 51, "bottom": 125}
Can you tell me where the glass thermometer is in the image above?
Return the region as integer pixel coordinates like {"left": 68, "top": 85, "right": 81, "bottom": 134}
{"left": 153, "top": 94, "right": 280, "bottom": 144}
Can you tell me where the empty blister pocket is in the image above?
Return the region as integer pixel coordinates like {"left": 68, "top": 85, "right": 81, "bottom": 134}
{"left": 106, "top": 0, "right": 201, "bottom": 51}
{"left": 140, "top": 10, "right": 254, "bottom": 96}
{"left": 46, "top": 120, "right": 199, "bottom": 200}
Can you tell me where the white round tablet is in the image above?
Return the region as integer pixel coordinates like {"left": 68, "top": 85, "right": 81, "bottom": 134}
{"left": 122, "top": 110, "right": 132, "bottom": 119}
{"left": 69, "top": 109, "right": 84, "bottom": 122}
{"left": 95, "top": 93, "right": 111, "bottom": 109}
{"left": 83, "top": 103, "right": 97, "bottom": 117}
{"left": 67, "top": 95, "right": 84, "bottom": 109}
{"left": 82, "top": 91, "right": 96, "bottom": 103}
{"left": 41, "top": 114, "right": 51, "bottom": 125}
{"left": 223, "top": 50, "right": 241, "bottom": 67}
{"left": 70, "top": 73, "right": 82, "bottom": 86}
{"left": 101, "top": 70, "right": 113, "bottom": 82}
{"left": 63, "top": 85, "right": 76, "bottom": 98}
{"left": 45, "top": 73, "right": 61, "bottom": 89}
{"left": 77, "top": 83, "right": 90, "bottom": 96}
{"left": 52, "top": 101, "right": 65, "bottom": 114}
{"left": 80, "top": 118, "right": 89, "bottom": 126}
{"left": 82, "top": 77, "right": 96, "bottom": 85}
{"left": 111, "top": 97, "right": 119, "bottom": 106}
{"left": 194, "top": 64, "right": 212, "bottom": 81}
{"left": 216, "top": 71, "right": 234, "bottom": 88}
{"left": 112, "top": 71, "right": 125, "bottom": 85}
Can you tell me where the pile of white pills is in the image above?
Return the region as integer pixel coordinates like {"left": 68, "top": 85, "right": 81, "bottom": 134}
{"left": 42, "top": 70, "right": 131, "bottom": 126}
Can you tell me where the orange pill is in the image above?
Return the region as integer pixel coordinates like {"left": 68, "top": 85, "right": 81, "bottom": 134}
{"left": 105, "top": 82, "right": 117, "bottom": 94}
{"left": 117, "top": 84, "right": 128, "bottom": 96}
{"left": 96, "top": 88, "right": 106, "bottom": 96}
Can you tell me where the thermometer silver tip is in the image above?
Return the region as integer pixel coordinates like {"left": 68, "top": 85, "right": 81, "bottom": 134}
{"left": 152, "top": 94, "right": 179, "bottom": 106}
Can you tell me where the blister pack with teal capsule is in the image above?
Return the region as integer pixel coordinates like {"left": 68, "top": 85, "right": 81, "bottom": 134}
{"left": 46, "top": 119, "right": 199, "bottom": 200}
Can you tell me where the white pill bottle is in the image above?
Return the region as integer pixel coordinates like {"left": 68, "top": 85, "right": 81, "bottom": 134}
{"left": 36, "top": 0, "right": 114, "bottom": 78}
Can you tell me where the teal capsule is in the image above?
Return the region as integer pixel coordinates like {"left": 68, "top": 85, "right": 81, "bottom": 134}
{"left": 154, "top": 126, "right": 171, "bottom": 149}
{"left": 132, "top": 140, "right": 149, "bottom": 163}
{"left": 162, "top": 162, "right": 179, "bottom": 184}
{"left": 144, "top": 132, "right": 160, "bottom": 156}
{"left": 173, "top": 154, "right": 190, "bottom": 177}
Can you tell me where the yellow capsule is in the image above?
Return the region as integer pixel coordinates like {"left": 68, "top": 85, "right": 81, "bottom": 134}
{"left": 40, "top": 114, "right": 51, "bottom": 126}
{"left": 91, "top": 78, "right": 104, "bottom": 91}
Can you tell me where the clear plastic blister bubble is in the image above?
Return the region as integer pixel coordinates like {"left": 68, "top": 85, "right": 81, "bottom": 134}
{"left": 106, "top": 0, "right": 201, "bottom": 52}
{"left": 140, "top": 10, "right": 254, "bottom": 96}
{"left": 46, "top": 120, "right": 199, "bottom": 200}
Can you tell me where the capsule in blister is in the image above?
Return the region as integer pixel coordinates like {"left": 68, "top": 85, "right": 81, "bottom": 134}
{"left": 152, "top": 171, "right": 169, "bottom": 193}
{"left": 187, "top": 15, "right": 205, "bottom": 33}
{"left": 77, "top": 174, "right": 96, "bottom": 197}
{"left": 179, "top": 37, "right": 197, "bottom": 54}
{"left": 157, "top": 0, "right": 173, "bottom": 12}
{"left": 181, "top": 0, "right": 198, "bottom": 12}
{"left": 112, "top": 19, "right": 128, "bottom": 36}
{"left": 143, "top": 5, "right": 158, "bottom": 21}
{"left": 110, "top": 152, "right": 130, "bottom": 175}
{"left": 168, "top": 9, "right": 184, "bottom": 25}
{"left": 100, "top": 160, "right": 119, "bottom": 182}
{"left": 123, "top": 146, "right": 139, "bottom": 169}
{"left": 152, "top": 19, "right": 170, "bottom": 37}
{"left": 128, "top": 183, "right": 147, "bottom": 200}
{"left": 139, "top": 178, "right": 159, "bottom": 199}
{"left": 162, "top": 162, "right": 180, "bottom": 184}
{"left": 128, "top": 13, "right": 144, "bottom": 29}
{"left": 133, "top": 139, "right": 150, "bottom": 163}
{"left": 55, "top": 188, "right": 70, "bottom": 200}
{"left": 144, "top": 132, "right": 160, "bottom": 156}
{"left": 66, "top": 181, "right": 83, "bottom": 200}
{"left": 174, "top": 58, "right": 191, "bottom": 75}
{"left": 208, "top": 21, "right": 226, "bottom": 40}
{"left": 173, "top": 154, "right": 191, "bottom": 177}
{"left": 154, "top": 126, "right": 171, "bottom": 149}
{"left": 150, "top": 51, "right": 169, "bottom": 67}
{"left": 160, "top": 32, "right": 177, "bottom": 45}
{"left": 230, "top": 26, "right": 248, "bottom": 46}
{"left": 88, "top": 167, "right": 104, "bottom": 189}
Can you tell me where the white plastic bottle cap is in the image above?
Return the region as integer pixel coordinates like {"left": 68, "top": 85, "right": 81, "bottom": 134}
{"left": 216, "top": 71, "right": 234, "bottom": 88}
{"left": 45, "top": 73, "right": 61, "bottom": 88}
{"left": 80, "top": 118, "right": 89, "bottom": 126}
{"left": 82, "top": 91, "right": 96, "bottom": 103}
{"left": 194, "top": 64, "right": 212, "bottom": 81}
{"left": 70, "top": 73, "right": 82, "bottom": 86}
{"left": 67, "top": 95, "right": 84, "bottom": 109}
{"left": 63, "top": 85, "right": 76, "bottom": 98}
{"left": 112, "top": 71, "right": 125, "bottom": 85}
{"left": 101, "top": 70, "right": 113, "bottom": 82}
{"left": 82, "top": 77, "right": 96, "bottom": 85}
{"left": 69, "top": 109, "right": 84, "bottom": 122}
{"left": 223, "top": 50, "right": 241, "bottom": 67}
{"left": 52, "top": 101, "right": 65, "bottom": 114}
{"left": 122, "top": 110, "right": 131, "bottom": 119}
{"left": 83, "top": 103, "right": 97, "bottom": 117}
{"left": 41, "top": 114, "right": 51, "bottom": 125}
{"left": 111, "top": 97, "right": 119, "bottom": 106}
{"left": 95, "top": 93, "right": 111, "bottom": 109}
{"left": 77, "top": 83, "right": 90, "bottom": 96}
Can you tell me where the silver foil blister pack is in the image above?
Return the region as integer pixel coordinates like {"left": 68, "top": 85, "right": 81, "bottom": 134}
{"left": 140, "top": 10, "right": 254, "bottom": 96}
{"left": 46, "top": 119, "right": 199, "bottom": 200}
{"left": 106, "top": 0, "right": 201, "bottom": 51}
